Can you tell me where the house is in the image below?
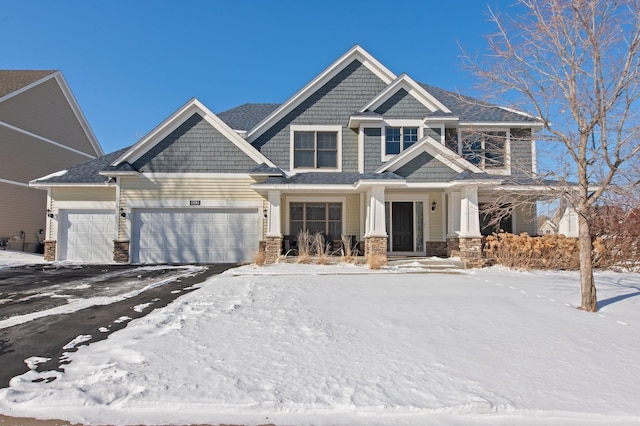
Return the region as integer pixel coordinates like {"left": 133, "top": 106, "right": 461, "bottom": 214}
{"left": 31, "top": 45, "right": 556, "bottom": 266}
{"left": 1, "top": 70, "right": 103, "bottom": 252}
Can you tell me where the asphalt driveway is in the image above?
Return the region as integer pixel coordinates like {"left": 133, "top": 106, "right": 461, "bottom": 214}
{"left": 0, "top": 263, "right": 235, "bottom": 388}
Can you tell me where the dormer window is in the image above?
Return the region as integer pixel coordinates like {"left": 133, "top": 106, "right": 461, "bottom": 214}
{"left": 461, "top": 131, "right": 507, "bottom": 169}
{"left": 290, "top": 125, "right": 342, "bottom": 171}
{"left": 385, "top": 127, "right": 418, "bottom": 155}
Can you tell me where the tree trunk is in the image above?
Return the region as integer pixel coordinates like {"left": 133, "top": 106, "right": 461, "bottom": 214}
{"left": 578, "top": 208, "right": 597, "bottom": 311}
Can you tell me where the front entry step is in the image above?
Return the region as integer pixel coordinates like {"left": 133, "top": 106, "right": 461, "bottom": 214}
{"left": 387, "top": 257, "right": 466, "bottom": 272}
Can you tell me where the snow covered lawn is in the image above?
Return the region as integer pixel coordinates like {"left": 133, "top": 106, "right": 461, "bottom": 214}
{"left": 1, "top": 263, "right": 639, "bottom": 425}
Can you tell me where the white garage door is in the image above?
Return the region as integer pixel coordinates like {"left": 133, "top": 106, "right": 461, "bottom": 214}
{"left": 59, "top": 210, "right": 115, "bottom": 262}
{"left": 132, "top": 208, "right": 260, "bottom": 264}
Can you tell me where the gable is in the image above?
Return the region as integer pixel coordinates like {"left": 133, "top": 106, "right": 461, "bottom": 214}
{"left": 394, "top": 152, "right": 460, "bottom": 183}
{"left": 374, "top": 88, "right": 433, "bottom": 119}
{"left": 0, "top": 77, "right": 100, "bottom": 156}
{"left": 252, "top": 59, "right": 389, "bottom": 172}
{"left": 133, "top": 113, "right": 259, "bottom": 173}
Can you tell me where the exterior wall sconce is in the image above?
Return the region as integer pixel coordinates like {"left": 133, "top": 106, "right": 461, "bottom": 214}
{"left": 47, "top": 209, "right": 54, "bottom": 218}
{"left": 120, "top": 208, "right": 126, "bottom": 218}
{"left": 263, "top": 208, "right": 268, "bottom": 218}
{"left": 431, "top": 201, "right": 437, "bottom": 211}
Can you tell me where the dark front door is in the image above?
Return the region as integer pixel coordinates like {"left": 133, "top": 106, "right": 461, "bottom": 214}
{"left": 392, "top": 202, "right": 413, "bottom": 251}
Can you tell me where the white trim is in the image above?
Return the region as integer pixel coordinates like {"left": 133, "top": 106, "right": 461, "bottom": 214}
{"left": 457, "top": 128, "right": 512, "bottom": 175}
{"left": 459, "top": 121, "right": 544, "bottom": 128}
{"left": 531, "top": 129, "right": 538, "bottom": 175}
{"left": 54, "top": 201, "right": 116, "bottom": 210}
{"left": 137, "top": 172, "right": 255, "bottom": 179}
{"left": 0, "top": 177, "right": 31, "bottom": 188}
{"left": 358, "top": 124, "right": 365, "bottom": 173}
{"left": 376, "top": 135, "right": 483, "bottom": 175}
{"left": 380, "top": 119, "right": 425, "bottom": 162}
{"left": 289, "top": 125, "right": 343, "bottom": 172}
{"left": 360, "top": 74, "right": 451, "bottom": 114}
{"left": 247, "top": 45, "right": 396, "bottom": 141}
{"left": 0, "top": 71, "right": 57, "bottom": 103}
{"left": 384, "top": 194, "right": 430, "bottom": 252}
{"left": 284, "top": 196, "right": 347, "bottom": 236}
{"left": 112, "top": 98, "right": 276, "bottom": 168}
{"left": 0, "top": 120, "right": 96, "bottom": 159}
{"left": 125, "top": 199, "right": 263, "bottom": 210}
{"left": 29, "top": 182, "right": 116, "bottom": 188}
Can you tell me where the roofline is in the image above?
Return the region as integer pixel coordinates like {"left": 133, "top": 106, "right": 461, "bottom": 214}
{"left": 359, "top": 73, "right": 451, "bottom": 114}
{"left": 251, "top": 179, "right": 406, "bottom": 192}
{"left": 29, "top": 182, "right": 116, "bottom": 188}
{"left": 0, "top": 71, "right": 104, "bottom": 157}
{"left": 458, "top": 121, "right": 544, "bottom": 128}
{"left": 375, "top": 135, "right": 483, "bottom": 174}
{"left": 98, "top": 171, "right": 140, "bottom": 177}
{"left": 112, "top": 98, "right": 277, "bottom": 168}
{"left": 246, "top": 45, "right": 397, "bottom": 141}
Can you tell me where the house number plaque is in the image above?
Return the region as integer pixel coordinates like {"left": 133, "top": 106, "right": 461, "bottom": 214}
{"left": 189, "top": 200, "right": 201, "bottom": 206}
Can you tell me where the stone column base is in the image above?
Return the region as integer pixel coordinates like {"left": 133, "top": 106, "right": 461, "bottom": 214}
{"left": 425, "top": 241, "right": 447, "bottom": 257}
{"left": 364, "top": 236, "right": 388, "bottom": 265}
{"left": 44, "top": 240, "right": 56, "bottom": 261}
{"left": 447, "top": 237, "right": 484, "bottom": 268}
{"left": 113, "top": 240, "right": 130, "bottom": 263}
{"left": 264, "top": 236, "right": 282, "bottom": 264}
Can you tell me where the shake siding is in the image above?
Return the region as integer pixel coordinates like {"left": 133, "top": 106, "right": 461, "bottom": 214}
{"left": 133, "top": 113, "right": 258, "bottom": 173}
{"left": 394, "top": 152, "right": 459, "bottom": 183}
{"left": 0, "top": 78, "right": 98, "bottom": 155}
{"left": 0, "top": 126, "right": 91, "bottom": 182}
{"left": 252, "top": 60, "right": 388, "bottom": 172}
{"left": 363, "top": 127, "right": 382, "bottom": 173}
{"left": 118, "top": 177, "right": 264, "bottom": 239}
{"left": 510, "top": 128, "right": 534, "bottom": 177}
{"left": 373, "top": 89, "right": 431, "bottom": 118}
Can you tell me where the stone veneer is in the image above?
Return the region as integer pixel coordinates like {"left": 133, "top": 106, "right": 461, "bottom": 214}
{"left": 264, "top": 236, "right": 282, "bottom": 264}
{"left": 113, "top": 240, "right": 130, "bottom": 263}
{"left": 447, "top": 237, "right": 484, "bottom": 268}
{"left": 425, "top": 241, "right": 448, "bottom": 257}
{"left": 44, "top": 240, "right": 56, "bottom": 261}
{"left": 364, "top": 236, "right": 388, "bottom": 264}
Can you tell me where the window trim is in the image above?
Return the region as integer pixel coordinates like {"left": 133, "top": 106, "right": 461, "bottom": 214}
{"left": 381, "top": 120, "right": 424, "bottom": 162}
{"left": 290, "top": 125, "right": 342, "bottom": 172}
{"left": 457, "top": 128, "right": 512, "bottom": 175}
{"left": 285, "top": 196, "right": 347, "bottom": 236}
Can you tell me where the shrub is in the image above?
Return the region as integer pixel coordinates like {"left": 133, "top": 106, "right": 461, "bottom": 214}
{"left": 367, "top": 253, "right": 386, "bottom": 270}
{"left": 484, "top": 232, "right": 581, "bottom": 270}
{"left": 253, "top": 249, "right": 266, "bottom": 266}
{"left": 296, "top": 230, "right": 312, "bottom": 263}
{"left": 313, "top": 233, "right": 329, "bottom": 264}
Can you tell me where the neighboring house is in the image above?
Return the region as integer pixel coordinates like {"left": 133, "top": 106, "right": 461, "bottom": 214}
{"left": 31, "top": 45, "right": 555, "bottom": 266}
{"left": 1, "top": 70, "right": 103, "bottom": 252}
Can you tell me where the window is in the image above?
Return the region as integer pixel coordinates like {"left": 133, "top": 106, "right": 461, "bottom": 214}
{"left": 385, "top": 127, "right": 418, "bottom": 155}
{"left": 293, "top": 131, "right": 338, "bottom": 169}
{"left": 461, "top": 131, "right": 507, "bottom": 169}
{"left": 290, "top": 202, "right": 342, "bottom": 238}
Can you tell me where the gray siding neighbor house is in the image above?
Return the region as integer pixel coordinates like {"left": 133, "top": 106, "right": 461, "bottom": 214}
{"left": 31, "top": 45, "right": 559, "bottom": 266}
{"left": 1, "top": 70, "right": 103, "bottom": 252}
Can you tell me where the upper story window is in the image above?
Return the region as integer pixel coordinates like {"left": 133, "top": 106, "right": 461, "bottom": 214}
{"left": 386, "top": 127, "right": 418, "bottom": 155}
{"left": 461, "top": 131, "right": 507, "bottom": 169}
{"left": 290, "top": 125, "right": 342, "bottom": 171}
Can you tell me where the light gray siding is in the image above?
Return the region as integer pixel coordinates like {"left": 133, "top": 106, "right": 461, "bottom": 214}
{"left": 252, "top": 60, "right": 388, "bottom": 172}
{"left": 133, "top": 113, "right": 257, "bottom": 173}
{"left": 363, "top": 127, "right": 382, "bottom": 172}
{"left": 510, "top": 128, "right": 534, "bottom": 177}
{"left": 394, "top": 152, "right": 459, "bottom": 183}
{"left": 374, "top": 88, "right": 431, "bottom": 119}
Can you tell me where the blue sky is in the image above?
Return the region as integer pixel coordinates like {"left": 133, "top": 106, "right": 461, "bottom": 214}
{"left": 1, "top": 1, "right": 516, "bottom": 154}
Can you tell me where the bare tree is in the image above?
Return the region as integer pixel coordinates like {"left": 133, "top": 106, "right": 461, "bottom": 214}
{"left": 463, "top": 0, "right": 640, "bottom": 311}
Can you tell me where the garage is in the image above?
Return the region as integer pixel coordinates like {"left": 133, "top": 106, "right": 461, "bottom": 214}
{"left": 59, "top": 210, "right": 115, "bottom": 262}
{"left": 131, "top": 208, "right": 260, "bottom": 264}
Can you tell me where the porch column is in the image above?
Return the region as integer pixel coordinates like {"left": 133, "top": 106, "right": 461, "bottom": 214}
{"left": 264, "top": 190, "right": 282, "bottom": 264}
{"left": 447, "top": 191, "right": 461, "bottom": 237}
{"left": 459, "top": 185, "right": 481, "bottom": 238}
{"left": 447, "top": 186, "right": 484, "bottom": 268}
{"left": 364, "top": 186, "right": 388, "bottom": 263}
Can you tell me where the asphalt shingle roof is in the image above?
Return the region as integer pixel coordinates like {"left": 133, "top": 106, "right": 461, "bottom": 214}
{"left": 32, "top": 147, "right": 133, "bottom": 184}
{"left": 0, "top": 70, "right": 57, "bottom": 98}
{"left": 262, "top": 171, "right": 404, "bottom": 185}
{"left": 217, "top": 103, "right": 281, "bottom": 131}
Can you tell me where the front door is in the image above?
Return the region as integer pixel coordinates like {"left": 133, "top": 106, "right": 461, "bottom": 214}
{"left": 392, "top": 202, "right": 414, "bottom": 251}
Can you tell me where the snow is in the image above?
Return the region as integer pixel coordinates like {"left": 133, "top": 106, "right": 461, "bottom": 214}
{"left": 0, "top": 250, "right": 47, "bottom": 269}
{"left": 31, "top": 169, "right": 67, "bottom": 182}
{"left": 1, "top": 263, "right": 640, "bottom": 425}
{"left": 62, "top": 335, "right": 92, "bottom": 350}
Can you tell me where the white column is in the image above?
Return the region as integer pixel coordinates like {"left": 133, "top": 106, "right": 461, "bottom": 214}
{"left": 366, "top": 186, "right": 387, "bottom": 237}
{"left": 558, "top": 206, "right": 579, "bottom": 237}
{"left": 459, "top": 186, "right": 481, "bottom": 238}
{"left": 266, "top": 190, "right": 282, "bottom": 237}
{"left": 447, "top": 191, "right": 461, "bottom": 236}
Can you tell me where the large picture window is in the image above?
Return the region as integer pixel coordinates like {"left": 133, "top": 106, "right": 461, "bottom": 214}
{"left": 293, "top": 131, "right": 338, "bottom": 169}
{"left": 385, "top": 127, "right": 418, "bottom": 155}
{"left": 289, "top": 202, "right": 342, "bottom": 238}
